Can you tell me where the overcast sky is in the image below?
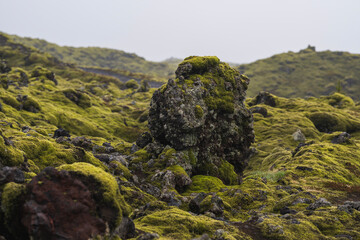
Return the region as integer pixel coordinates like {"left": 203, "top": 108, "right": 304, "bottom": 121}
{"left": 0, "top": 0, "right": 359, "bottom": 64}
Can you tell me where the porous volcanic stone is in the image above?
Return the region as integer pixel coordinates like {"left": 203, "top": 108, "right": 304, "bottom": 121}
{"left": 148, "top": 56, "right": 254, "bottom": 176}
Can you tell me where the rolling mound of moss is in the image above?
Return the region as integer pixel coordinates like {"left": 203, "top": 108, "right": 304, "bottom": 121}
{"left": 239, "top": 45, "right": 360, "bottom": 101}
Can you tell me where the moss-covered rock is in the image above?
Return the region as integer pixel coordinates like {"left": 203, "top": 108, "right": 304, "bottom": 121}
{"left": 134, "top": 207, "right": 249, "bottom": 239}
{"left": 147, "top": 56, "right": 254, "bottom": 183}
{"left": 57, "top": 162, "right": 130, "bottom": 229}
{"left": 125, "top": 79, "right": 139, "bottom": 89}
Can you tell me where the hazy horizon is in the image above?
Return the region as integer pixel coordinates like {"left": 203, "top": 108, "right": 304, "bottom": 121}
{"left": 0, "top": 0, "right": 359, "bottom": 64}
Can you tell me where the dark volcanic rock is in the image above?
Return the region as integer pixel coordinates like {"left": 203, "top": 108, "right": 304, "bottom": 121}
{"left": 71, "top": 136, "right": 94, "bottom": 150}
{"left": 189, "top": 192, "right": 208, "bottom": 214}
{"left": 115, "top": 217, "right": 136, "bottom": 239}
{"left": 306, "top": 198, "right": 332, "bottom": 210}
{"left": 249, "top": 91, "right": 277, "bottom": 107}
{"left": 0, "top": 166, "right": 25, "bottom": 184}
{"left": 148, "top": 56, "right": 254, "bottom": 176}
{"left": 136, "top": 132, "right": 153, "bottom": 148}
{"left": 53, "top": 128, "right": 70, "bottom": 138}
{"left": 337, "top": 201, "right": 360, "bottom": 214}
{"left": 250, "top": 106, "right": 268, "bottom": 117}
{"left": 295, "top": 166, "right": 314, "bottom": 171}
{"left": 331, "top": 132, "right": 351, "bottom": 144}
{"left": 0, "top": 59, "right": 11, "bottom": 73}
{"left": 22, "top": 167, "right": 106, "bottom": 240}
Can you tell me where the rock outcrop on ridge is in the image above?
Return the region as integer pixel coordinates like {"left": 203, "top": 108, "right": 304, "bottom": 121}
{"left": 147, "top": 56, "right": 254, "bottom": 182}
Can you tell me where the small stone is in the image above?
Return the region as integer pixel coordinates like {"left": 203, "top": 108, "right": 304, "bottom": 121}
{"left": 307, "top": 198, "right": 332, "bottom": 210}
{"left": 137, "top": 233, "right": 160, "bottom": 240}
{"left": 291, "top": 219, "right": 301, "bottom": 224}
{"left": 331, "top": 132, "right": 351, "bottom": 144}
{"left": 115, "top": 217, "right": 136, "bottom": 239}
{"left": 53, "top": 128, "right": 70, "bottom": 138}
{"left": 295, "top": 166, "right": 313, "bottom": 171}
{"left": 249, "top": 91, "right": 276, "bottom": 107}
{"left": 250, "top": 106, "right": 268, "bottom": 117}
{"left": 189, "top": 192, "right": 208, "bottom": 214}
{"left": 130, "top": 144, "right": 139, "bottom": 154}
{"left": 0, "top": 166, "right": 25, "bottom": 184}
{"left": 280, "top": 207, "right": 297, "bottom": 215}
{"left": 292, "top": 129, "right": 306, "bottom": 142}
{"left": 337, "top": 201, "right": 360, "bottom": 214}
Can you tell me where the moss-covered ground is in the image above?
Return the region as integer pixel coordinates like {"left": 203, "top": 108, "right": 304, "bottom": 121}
{"left": 0, "top": 38, "right": 360, "bottom": 239}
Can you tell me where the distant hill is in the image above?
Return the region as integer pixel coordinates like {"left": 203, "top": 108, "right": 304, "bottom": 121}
{"left": 7, "top": 33, "right": 176, "bottom": 78}
{"left": 5, "top": 33, "right": 360, "bottom": 101}
{"left": 239, "top": 46, "right": 360, "bottom": 101}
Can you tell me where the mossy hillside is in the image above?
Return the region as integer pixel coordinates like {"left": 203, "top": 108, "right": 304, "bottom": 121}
{"left": 0, "top": 64, "right": 152, "bottom": 141}
{"left": 7, "top": 32, "right": 177, "bottom": 78}
{"left": 238, "top": 46, "right": 360, "bottom": 100}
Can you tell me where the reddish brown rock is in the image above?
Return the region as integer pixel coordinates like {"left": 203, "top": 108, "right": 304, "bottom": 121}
{"left": 21, "top": 167, "right": 106, "bottom": 240}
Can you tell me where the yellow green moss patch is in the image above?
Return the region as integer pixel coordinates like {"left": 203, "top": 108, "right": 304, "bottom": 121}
{"left": 135, "top": 207, "right": 249, "bottom": 240}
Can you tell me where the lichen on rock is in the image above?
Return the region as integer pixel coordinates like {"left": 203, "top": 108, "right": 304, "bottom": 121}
{"left": 147, "top": 56, "right": 254, "bottom": 183}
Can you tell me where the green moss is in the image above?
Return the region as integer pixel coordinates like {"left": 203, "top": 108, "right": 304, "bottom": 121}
{"left": 1, "top": 95, "right": 20, "bottom": 109}
{"left": 134, "top": 207, "right": 248, "bottom": 239}
{"left": 237, "top": 49, "right": 360, "bottom": 101}
{"left": 0, "top": 136, "right": 24, "bottom": 166}
{"left": 132, "top": 148, "right": 151, "bottom": 163}
{"left": 1, "top": 182, "right": 26, "bottom": 239}
{"left": 248, "top": 171, "right": 286, "bottom": 183}
{"left": 31, "top": 66, "right": 54, "bottom": 79}
{"left": 321, "top": 93, "right": 355, "bottom": 108}
{"left": 121, "top": 187, "right": 157, "bottom": 209}
{"left": 167, "top": 165, "right": 188, "bottom": 177}
{"left": 109, "top": 160, "right": 132, "bottom": 179}
{"left": 218, "top": 160, "right": 238, "bottom": 185}
{"left": 194, "top": 105, "right": 204, "bottom": 118}
{"left": 62, "top": 89, "right": 92, "bottom": 108}
{"left": 176, "top": 56, "right": 243, "bottom": 114}
{"left": 125, "top": 79, "right": 139, "bottom": 89}
{"left": 259, "top": 216, "right": 323, "bottom": 240}
{"left": 57, "top": 162, "right": 130, "bottom": 229}
{"left": 308, "top": 209, "right": 346, "bottom": 236}
{"left": 22, "top": 96, "right": 41, "bottom": 112}
{"left": 307, "top": 112, "right": 347, "bottom": 133}
{"left": 180, "top": 56, "right": 220, "bottom": 74}
{"left": 204, "top": 91, "right": 235, "bottom": 113}
{"left": 185, "top": 175, "right": 226, "bottom": 194}
{"left": 15, "top": 137, "right": 81, "bottom": 169}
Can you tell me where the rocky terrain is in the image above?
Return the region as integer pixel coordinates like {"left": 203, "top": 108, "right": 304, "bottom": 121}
{"left": 0, "top": 33, "right": 360, "bottom": 240}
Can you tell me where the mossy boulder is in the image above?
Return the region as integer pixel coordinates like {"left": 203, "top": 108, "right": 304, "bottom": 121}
{"left": 148, "top": 56, "right": 254, "bottom": 181}
{"left": 57, "top": 162, "right": 130, "bottom": 229}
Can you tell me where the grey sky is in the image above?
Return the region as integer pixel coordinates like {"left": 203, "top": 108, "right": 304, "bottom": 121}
{"left": 0, "top": 0, "right": 359, "bottom": 63}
